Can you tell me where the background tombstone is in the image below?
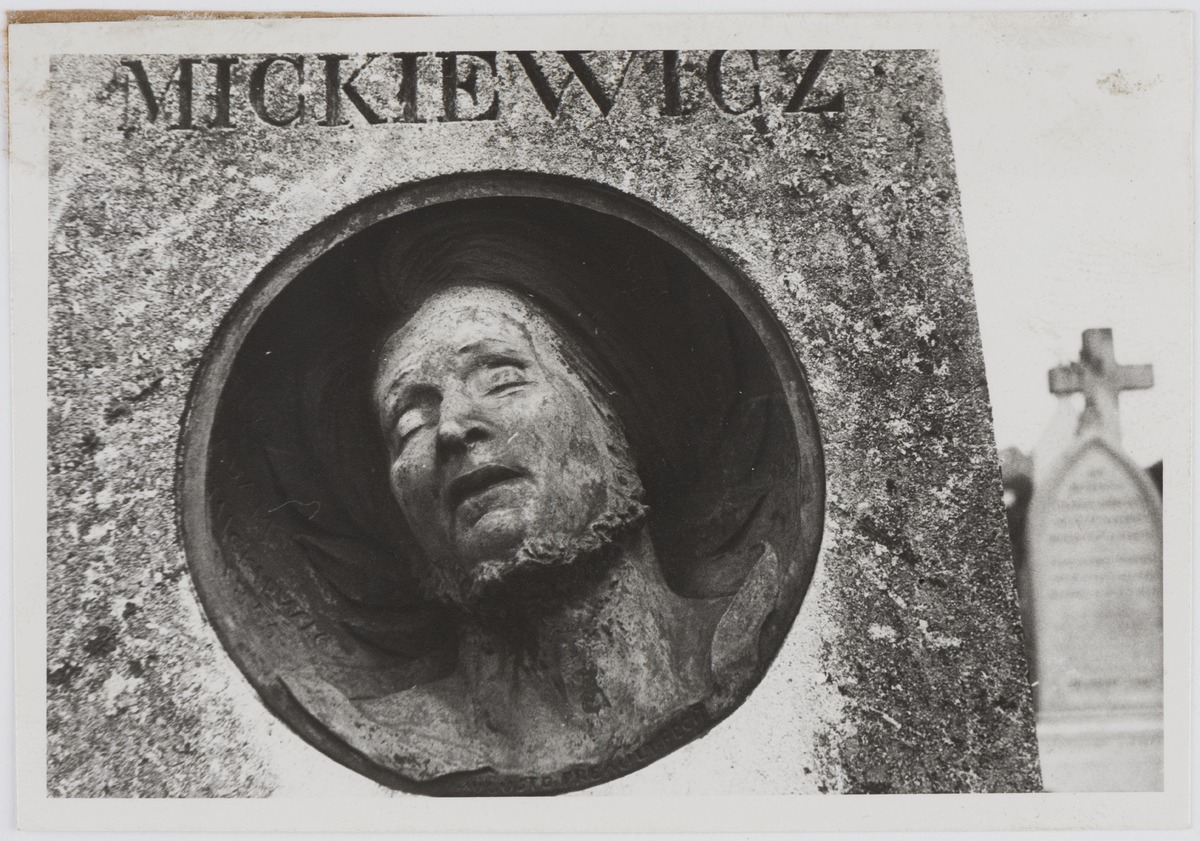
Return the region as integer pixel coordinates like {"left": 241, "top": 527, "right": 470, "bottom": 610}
{"left": 1026, "top": 328, "right": 1163, "bottom": 791}
{"left": 45, "top": 47, "right": 1041, "bottom": 795}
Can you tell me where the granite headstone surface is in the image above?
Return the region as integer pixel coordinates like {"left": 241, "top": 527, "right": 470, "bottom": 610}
{"left": 45, "top": 47, "right": 1040, "bottom": 795}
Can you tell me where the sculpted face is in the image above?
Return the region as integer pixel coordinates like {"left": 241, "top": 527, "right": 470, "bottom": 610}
{"left": 374, "top": 285, "right": 642, "bottom": 606}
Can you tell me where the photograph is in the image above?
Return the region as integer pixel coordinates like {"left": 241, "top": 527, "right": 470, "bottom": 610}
{"left": 5, "top": 5, "right": 1192, "bottom": 835}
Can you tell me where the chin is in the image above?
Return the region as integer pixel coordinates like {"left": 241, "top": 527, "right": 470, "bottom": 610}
{"left": 454, "top": 508, "right": 530, "bottom": 567}
{"left": 413, "top": 493, "right": 650, "bottom": 617}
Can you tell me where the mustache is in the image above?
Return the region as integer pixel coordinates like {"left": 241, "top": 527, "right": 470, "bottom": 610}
{"left": 445, "top": 463, "right": 526, "bottom": 510}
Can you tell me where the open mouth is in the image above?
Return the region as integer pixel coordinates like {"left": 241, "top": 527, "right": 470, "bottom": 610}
{"left": 446, "top": 464, "right": 525, "bottom": 511}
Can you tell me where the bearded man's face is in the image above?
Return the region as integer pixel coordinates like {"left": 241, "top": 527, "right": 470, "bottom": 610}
{"left": 373, "top": 284, "right": 645, "bottom": 609}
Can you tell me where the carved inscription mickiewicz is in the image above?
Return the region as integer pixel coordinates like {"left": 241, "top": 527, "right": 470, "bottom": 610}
{"left": 117, "top": 50, "right": 843, "bottom": 131}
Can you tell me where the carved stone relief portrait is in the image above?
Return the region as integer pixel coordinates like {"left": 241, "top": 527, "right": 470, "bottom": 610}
{"left": 180, "top": 174, "right": 825, "bottom": 794}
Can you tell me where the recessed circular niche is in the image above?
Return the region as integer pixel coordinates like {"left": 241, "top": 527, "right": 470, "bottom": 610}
{"left": 179, "top": 172, "right": 825, "bottom": 795}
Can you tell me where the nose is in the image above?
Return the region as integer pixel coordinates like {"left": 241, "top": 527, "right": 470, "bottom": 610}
{"left": 435, "top": 389, "right": 491, "bottom": 457}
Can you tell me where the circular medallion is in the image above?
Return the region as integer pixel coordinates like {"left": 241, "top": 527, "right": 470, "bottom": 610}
{"left": 179, "top": 172, "right": 825, "bottom": 794}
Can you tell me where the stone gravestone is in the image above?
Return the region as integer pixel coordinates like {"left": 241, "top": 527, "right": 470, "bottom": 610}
{"left": 1026, "top": 329, "right": 1163, "bottom": 791}
{"left": 42, "top": 41, "right": 1041, "bottom": 798}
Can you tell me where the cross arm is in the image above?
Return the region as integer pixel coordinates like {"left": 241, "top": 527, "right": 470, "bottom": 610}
{"left": 1116, "top": 364, "right": 1154, "bottom": 391}
{"left": 1048, "top": 363, "right": 1082, "bottom": 395}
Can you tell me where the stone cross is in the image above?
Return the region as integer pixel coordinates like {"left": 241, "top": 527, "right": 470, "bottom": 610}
{"left": 1048, "top": 328, "right": 1152, "bottom": 445}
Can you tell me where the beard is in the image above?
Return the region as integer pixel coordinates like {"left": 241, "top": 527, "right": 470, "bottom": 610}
{"left": 410, "top": 486, "right": 649, "bottom": 620}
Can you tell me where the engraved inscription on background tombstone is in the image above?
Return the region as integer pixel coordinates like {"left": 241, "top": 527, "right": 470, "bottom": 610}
{"left": 1032, "top": 440, "right": 1162, "bottom": 712}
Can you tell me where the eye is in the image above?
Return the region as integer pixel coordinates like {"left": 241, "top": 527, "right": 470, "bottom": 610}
{"left": 393, "top": 408, "right": 431, "bottom": 449}
{"left": 481, "top": 365, "right": 529, "bottom": 396}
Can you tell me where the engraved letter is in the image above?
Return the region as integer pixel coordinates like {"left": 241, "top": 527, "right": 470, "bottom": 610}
{"left": 392, "top": 52, "right": 424, "bottom": 123}
{"left": 249, "top": 56, "right": 305, "bottom": 127}
{"left": 121, "top": 58, "right": 200, "bottom": 130}
{"left": 660, "top": 50, "right": 686, "bottom": 117}
{"left": 437, "top": 52, "right": 500, "bottom": 122}
{"left": 209, "top": 57, "right": 239, "bottom": 129}
{"left": 515, "top": 51, "right": 632, "bottom": 118}
{"left": 780, "top": 50, "right": 844, "bottom": 114}
{"left": 705, "top": 50, "right": 761, "bottom": 116}
{"left": 318, "top": 54, "right": 387, "bottom": 126}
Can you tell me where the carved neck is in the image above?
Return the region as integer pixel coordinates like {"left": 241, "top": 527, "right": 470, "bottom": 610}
{"left": 457, "top": 531, "right": 702, "bottom": 746}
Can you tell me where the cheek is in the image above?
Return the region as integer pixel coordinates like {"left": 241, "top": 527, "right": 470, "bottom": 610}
{"left": 389, "top": 448, "right": 436, "bottom": 508}
{"left": 519, "top": 394, "right": 587, "bottom": 456}
{"left": 529, "top": 391, "right": 611, "bottom": 488}
{"left": 493, "top": 391, "right": 567, "bottom": 454}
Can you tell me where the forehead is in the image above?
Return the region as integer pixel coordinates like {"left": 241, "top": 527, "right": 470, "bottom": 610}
{"left": 377, "top": 287, "right": 553, "bottom": 380}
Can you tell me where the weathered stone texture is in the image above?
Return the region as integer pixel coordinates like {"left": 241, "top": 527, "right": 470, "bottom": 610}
{"left": 46, "top": 49, "right": 1040, "bottom": 795}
